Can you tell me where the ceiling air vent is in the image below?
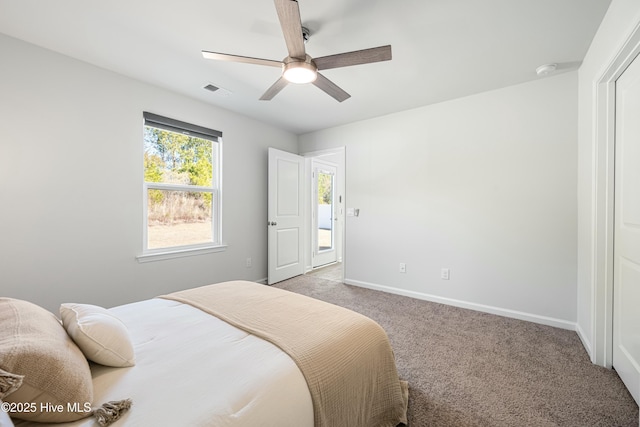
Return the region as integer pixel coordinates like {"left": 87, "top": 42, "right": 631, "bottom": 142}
{"left": 203, "top": 83, "right": 232, "bottom": 97}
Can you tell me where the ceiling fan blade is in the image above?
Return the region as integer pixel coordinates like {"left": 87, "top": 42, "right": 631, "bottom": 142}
{"left": 202, "top": 51, "right": 282, "bottom": 68}
{"left": 260, "top": 77, "right": 289, "bottom": 100}
{"left": 313, "top": 73, "right": 350, "bottom": 102}
{"left": 314, "top": 45, "right": 392, "bottom": 71}
{"left": 274, "top": 0, "right": 306, "bottom": 59}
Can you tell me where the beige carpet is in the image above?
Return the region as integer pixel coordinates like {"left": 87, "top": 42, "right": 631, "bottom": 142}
{"left": 273, "top": 272, "right": 639, "bottom": 427}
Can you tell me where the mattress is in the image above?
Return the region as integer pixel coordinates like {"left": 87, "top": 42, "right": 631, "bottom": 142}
{"left": 13, "top": 298, "right": 313, "bottom": 427}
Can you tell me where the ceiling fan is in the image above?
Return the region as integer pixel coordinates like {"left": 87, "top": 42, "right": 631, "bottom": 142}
{"left": 201, "top": 0, "right": 392, "bottom": 102}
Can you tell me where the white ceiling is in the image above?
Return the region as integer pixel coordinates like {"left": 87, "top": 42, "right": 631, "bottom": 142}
{"left": 0, "top": 0, "right": 611, "bottom": 134}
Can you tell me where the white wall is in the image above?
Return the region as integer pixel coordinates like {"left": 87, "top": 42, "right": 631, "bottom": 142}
{"left": 299, "top": 72, "right": 578, "bottom": 328}
{"left": 576, "top": 0, "right": 640, "bottom": 361}
{"left": 0, "top": 34, "right": 297, "bottom": 313}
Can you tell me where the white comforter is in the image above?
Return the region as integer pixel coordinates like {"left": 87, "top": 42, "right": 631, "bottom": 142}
{"left": 13, "top": 298, "right": 314, "bottom": 427}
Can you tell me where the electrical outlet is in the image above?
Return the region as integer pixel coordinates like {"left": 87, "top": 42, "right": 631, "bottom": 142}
{"left": 246, "top": 257, "right": 252, "bottom": 268}
{"left": 399, "top": 263, "right": 406, "bottom": 273}
{"left": 441, "top": 268, "right": 450, "bottom": 280}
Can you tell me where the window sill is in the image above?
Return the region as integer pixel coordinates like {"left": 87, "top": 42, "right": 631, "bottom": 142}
{"left": 136, "top": 244, "right": 227, "bottom": 263}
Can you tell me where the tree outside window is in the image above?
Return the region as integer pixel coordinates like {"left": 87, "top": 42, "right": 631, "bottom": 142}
{"left": 142, "top": 115, "right": 221, "bottom": 252}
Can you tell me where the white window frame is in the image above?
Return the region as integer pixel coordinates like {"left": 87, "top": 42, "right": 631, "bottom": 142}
{"left": 137, "top": 113, "right": 225, "bottom": 263}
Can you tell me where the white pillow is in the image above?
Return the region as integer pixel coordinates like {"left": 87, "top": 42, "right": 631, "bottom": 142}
{"left": 60, "top": 303, "right": 135, "bottom": 367}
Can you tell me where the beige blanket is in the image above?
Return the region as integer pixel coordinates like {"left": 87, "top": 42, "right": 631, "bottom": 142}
{"left": 161, "top": 281, "right": 408, "bottom": 427}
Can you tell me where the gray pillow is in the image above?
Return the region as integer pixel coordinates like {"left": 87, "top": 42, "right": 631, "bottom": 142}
{"left": 0, "top": 298, "right": 93, "bottom": 423}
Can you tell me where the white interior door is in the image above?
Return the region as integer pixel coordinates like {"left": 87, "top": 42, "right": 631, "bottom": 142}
{"left": 312, "top": 161, "right": 337, "bottom": 268}
{"left": 613, "top": 52, "right": 640, "bottom": 406}
{"left": 268, "top": 148, "right": 304, "bottom": 284}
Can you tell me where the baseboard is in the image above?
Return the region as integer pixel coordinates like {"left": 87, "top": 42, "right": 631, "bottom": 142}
{"left": 344, "top": 278, "right": 577, "bottom": 331}
{"left": 575, "top": 322, "right": 593, "bottom": 359}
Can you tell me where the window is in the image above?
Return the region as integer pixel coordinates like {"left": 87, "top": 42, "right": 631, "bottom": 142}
{"left": 139, "top": 112, "right": 224, "bottom": 261}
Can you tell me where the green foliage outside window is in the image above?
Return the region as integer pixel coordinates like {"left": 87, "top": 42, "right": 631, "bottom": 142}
{"left": 144, "top": 127, "right": 214, "bottom": 224}
{"left": 317, "top": 173, "right": 332, "bottom": 205}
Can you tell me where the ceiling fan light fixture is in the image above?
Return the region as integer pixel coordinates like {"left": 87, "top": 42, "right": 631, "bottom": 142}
{"left": 283, "top": 61, "right": 317, "bottom": 84}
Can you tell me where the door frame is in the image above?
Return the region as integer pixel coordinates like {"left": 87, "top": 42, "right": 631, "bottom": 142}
{"left": 591, "top": 21, "right": 640, "bottom": 368}
{"left": 301, "top": 147, "right": 346, "bottom": 278}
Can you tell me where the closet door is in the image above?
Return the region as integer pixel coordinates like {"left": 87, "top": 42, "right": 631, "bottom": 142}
{"left": 613, "top": 52, "right": 640, "bottom": 405}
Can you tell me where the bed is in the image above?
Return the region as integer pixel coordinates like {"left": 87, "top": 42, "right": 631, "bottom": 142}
{"left": 1, "top": 280, "right": 408, "bottom": 427}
